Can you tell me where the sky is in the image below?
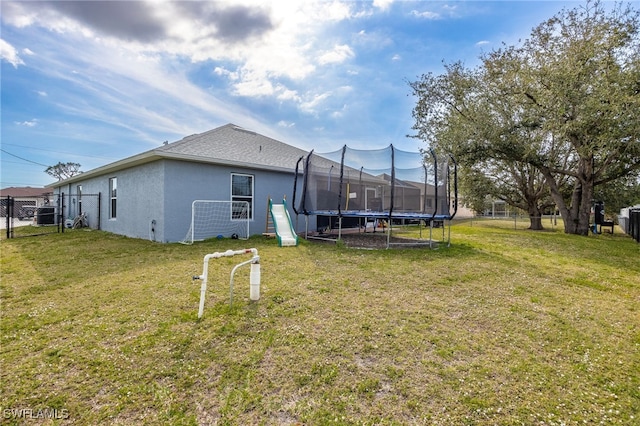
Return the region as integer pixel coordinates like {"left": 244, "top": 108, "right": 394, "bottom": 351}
{"left": 0, "top": 0, "right": 614, "bottom": 189}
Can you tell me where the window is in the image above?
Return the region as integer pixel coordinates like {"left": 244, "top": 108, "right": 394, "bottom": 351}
{"left": 109, "top": 178, "right": 117, "bottom": 219}
{"left": 77, "top": 185, "right": 83, "bottom": 214}
{"left": 231, "top": 173, "right": 253, "bottom": 220}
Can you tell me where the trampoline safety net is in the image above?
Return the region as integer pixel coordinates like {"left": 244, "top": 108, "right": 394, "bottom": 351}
{"left": 294, "top": 144, "right": 456, "bottom": 221}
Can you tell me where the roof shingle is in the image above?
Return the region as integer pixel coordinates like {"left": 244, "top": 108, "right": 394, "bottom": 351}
{"left": 156, "top": 124, "right": 308, "bottom": 171}
{"left": 49, "top": 123, "right": 310, "bottom": 187}
{"left": 0, "top": 187, "right": 52, "bottom": 197}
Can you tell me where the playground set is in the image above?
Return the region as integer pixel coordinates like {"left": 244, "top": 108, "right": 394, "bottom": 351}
{"left": 191, "top": 145, "right": 458, "bottom": 317}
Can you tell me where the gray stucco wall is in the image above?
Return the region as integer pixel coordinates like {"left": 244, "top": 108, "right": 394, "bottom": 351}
{"left": 115, "top": 161, "right": 165, "bottom": 241}
{"left": 54, "top": 162, "right": 166, "bottom": 241}
{"left": 162, "top": 160, "right": 303, "bottom": 242}
{"left": 54, "top": 160, "right": 312, "bottom": 242}
{"left": 53, "top": 158, "right": 311, "bottom": 243}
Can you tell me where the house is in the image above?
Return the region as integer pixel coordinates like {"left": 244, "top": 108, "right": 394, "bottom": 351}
{"left": 0, "top": 186, "right": 53, "bottom": 220}
{"left": 50, "top": 124, "right": 312, "bottom": 243}
{"left": 0, "top": 186, "right": 53, "bottom": 199}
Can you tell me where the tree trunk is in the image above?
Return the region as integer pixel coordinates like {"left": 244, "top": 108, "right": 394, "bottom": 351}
{"left": 576, "top": 182, "right": 594, "bottom": 236}
{"left": 566, "top": 181, "right": 584, "bottom": 235}
{"left": 527, "top": 203, "right": 544, "bottom": 230}
{"left": 542, "top": 167, "right": 593, "bottom": 236}
{"left": 529, "top": 214, "right": 544, "bottom": 230}
{"left": 557, "top": 181, "right": 593, "bottom": 236}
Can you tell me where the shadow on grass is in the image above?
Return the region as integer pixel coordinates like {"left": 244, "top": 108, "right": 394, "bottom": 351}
{"left": 2, "top": 230, "right": 278, "bottom": 290}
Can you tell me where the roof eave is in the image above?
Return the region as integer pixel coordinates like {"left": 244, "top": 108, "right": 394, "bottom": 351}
{"left": 49, "top": 150, "right": 162, "bottom": 188}
{"left": 49, "top": 150, "right": 298, "bottom": 188}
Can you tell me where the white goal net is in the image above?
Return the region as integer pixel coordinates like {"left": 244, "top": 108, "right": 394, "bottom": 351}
{"left": 180, "top": 200, "right": 249, "bottom": 244}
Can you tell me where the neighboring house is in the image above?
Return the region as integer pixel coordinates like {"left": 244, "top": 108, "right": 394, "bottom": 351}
{"left": 0, "top": 186, "right": 53, "bottom": 219}
{"left": 378, "top": 174, "right": 449, "bottom": 215}
{"left": 619, "top": 204, "right": 640, "bottom": 236}
{"left": 0, "top": 186, "right": 53, "bottom": 199}
{"left": 49, "top": 124, "right": 311, "bottom": 243}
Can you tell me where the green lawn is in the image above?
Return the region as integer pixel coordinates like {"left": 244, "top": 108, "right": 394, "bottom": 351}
{"left": 1, "top": 220, "right": 639, "bottom": 425}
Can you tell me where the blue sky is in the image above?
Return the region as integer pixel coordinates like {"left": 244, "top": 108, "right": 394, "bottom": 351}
{"left": 1, "top": 0, "right": 603, "bottom": 188}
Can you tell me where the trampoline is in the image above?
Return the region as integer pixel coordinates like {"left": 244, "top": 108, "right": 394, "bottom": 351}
{"left": 292, "top": 144, "right": 457, "bottom": 248}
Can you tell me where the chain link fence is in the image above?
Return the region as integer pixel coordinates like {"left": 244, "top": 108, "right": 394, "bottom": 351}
{"left": 3, "top": 195, "right": 58, "bottom": 238}
{"left": 57, "top": 193, "right": 101, "bottom": 231}
{"left": 3, "top": 193, "right": 101, "bottom": 239}
{"left": 464, "top": 214, "right": 561, "bottom": 231}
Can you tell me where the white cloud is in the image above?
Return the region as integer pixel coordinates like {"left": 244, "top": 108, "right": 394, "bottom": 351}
{"left": 231, "top": 69, "right": 275, "bottom": 97}
{"left": 0, "top": 38, "right": 25, "bottom": 67}
{"left": 277, "top": 120, "right": 295, "bottom": 128}
{"left": 36, "top": 90, "right": 48, "bottom": 97}
{"left": 476, "top": 40, "right": 491, "bottom": 47}
{"left": 277, "top": 87, "right": 301, "bottom": 102}
{"left": 373, "top": 0, "right": 395, "bottom": 12}
{"left": 410, "top": 10, "right": 441, "bottom": 20}
{"left": 354, "top": 28, "right": 393, "bottom": 50}
{"left": 442, "top": 5, "right": 459, "bottom": 15}
{"left": 0, "top": 0, "right": 375, "bottom": 132}
{"left": 300, "top": 92, "right": 331, "bottom": 115}
{"left": 318, "top": 44, "right": 355, "bottom": 65}
{"left": 2, "top": 1, "right": 351, "bottom": 90}
{"left": 309, "top": 1, "right": 354, "bottom": 22}
{"left": 331, "top": 104, "right": 348, "bottom": 119}
{"left": 22, "top": 47, "right": 34, "bottom": 55}
{"left": 392, "top": 54, "right": 401, "bottom": 61}
{"left": 214, "top": 67, "right": 239, "bottom": 81}
{"left": 15, "top": 119, "right": 38, "bottom": 127}
{"left": 16, "top": 36, "right": 266, "bottom": 141}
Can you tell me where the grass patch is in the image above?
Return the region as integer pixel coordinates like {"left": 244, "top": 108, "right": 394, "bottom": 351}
{"left": 1, "top": 222, "right": 639, "bottom": 424}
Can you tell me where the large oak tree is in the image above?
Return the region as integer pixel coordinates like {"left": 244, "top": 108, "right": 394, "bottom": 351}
{"left": 410, "top": 62, "right": 558, "bottom": 230}
{"left": 411, "top": 1, "right": 640, "bottom": 235}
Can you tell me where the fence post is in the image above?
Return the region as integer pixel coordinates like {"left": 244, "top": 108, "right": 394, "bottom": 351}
{"left": 631, "top": 209, "right": 640, "bottom": 243}
{"left": 97, "top": 192, "right": 102, "bottom": 230}
{"left": 5, "top": 196, "right": 12, "bottom": 239}
{"left": 60, "top": 192, "right": 65, "bottom": 234}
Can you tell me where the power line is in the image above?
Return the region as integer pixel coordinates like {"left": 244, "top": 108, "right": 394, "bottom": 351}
{"left": 1, "top": 142, "right": 119, "bottom": 161}
{"left": 0, "top": 148, "right": 49, "bottom": 167}
{"left": 1, "top": 181, "right": 50, "bottom": 187}
{"left": 1, "top": 159, "right": 47, "bottom": 168}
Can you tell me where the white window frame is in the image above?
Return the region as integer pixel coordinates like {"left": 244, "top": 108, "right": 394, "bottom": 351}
{"left": 231, "top": 173, "right": 254, "bottom": 220}
{"left": 109, "top": 177, "right": 117, "bottom": 219}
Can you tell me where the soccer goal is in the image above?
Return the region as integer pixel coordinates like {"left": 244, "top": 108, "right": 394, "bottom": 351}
{"left": 180, "top": 200, "right": 249, "bottom": 244}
